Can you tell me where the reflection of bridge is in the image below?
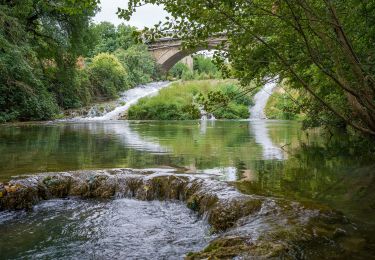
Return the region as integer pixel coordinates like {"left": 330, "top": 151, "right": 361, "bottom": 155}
{"left": 147, "top": 37, "right": 226, "bottom": 71}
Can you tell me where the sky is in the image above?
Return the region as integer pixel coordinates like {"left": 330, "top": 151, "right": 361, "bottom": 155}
{"left": 93, "top": 0, "right": 168, "bottom": 28}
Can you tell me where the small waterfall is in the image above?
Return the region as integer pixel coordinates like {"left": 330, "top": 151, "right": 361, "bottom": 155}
{"left": 249, "top": 78, "right": 278, "bottom": 119}
{"left": 199, "top": 106, "right": 216, "bottom": 121}
{"left": 75, "top": 81, "right": 171, "bottom": 121}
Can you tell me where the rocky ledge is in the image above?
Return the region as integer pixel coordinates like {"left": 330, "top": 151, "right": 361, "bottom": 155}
{"left": 0, "top": 169, "right": 365, "bottom": 259}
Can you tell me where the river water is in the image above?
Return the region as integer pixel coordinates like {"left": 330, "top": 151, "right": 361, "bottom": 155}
{"left": 0, "top": 198, "right": 211, "bottom": 259}
{"left": 1, "top": 83, "right": 375, "bottom": 258}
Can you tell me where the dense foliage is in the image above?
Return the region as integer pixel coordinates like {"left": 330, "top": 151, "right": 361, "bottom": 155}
{"left": 114, "top": 45, "right": 157, "bottom": 86}
{"left": 170, "top": 55, "right": 222, "bottom": 80}
{"left": 127, "top": 80, "right": 252, "bottom": 120}
{"left": 88, "top": 22, "right": 138, "bottom": 57}
{"left": 0, "top": 0, "right": 158, "bottom": 122}
{"left": 121, "top": 0, "right": 375, "bottom": 137}
{"left": 0, "top": 0, "right": 98, "bottom": 121}
{"left": 87, "top": 53, "right": 129, "bottom": 98}
{"left": 265, "top": 86, "right": 303, "bottom": 120}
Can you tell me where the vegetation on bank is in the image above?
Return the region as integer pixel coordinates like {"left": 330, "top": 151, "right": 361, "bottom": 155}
{"left": 169, "top": 55, "right": 222, "bottom": 80}
{"left": 0, "top": 1, "right": 157, "bottom": 123}
{"left": 127, "top": 80, "right": 253, "bottom": 120}
{"left": 265, "top": 86, "right": 304, "bottom": 121}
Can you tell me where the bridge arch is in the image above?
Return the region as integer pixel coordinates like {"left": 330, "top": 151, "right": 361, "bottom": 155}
{"left": 147, "top": 37, "right": 226, "bottom": 72}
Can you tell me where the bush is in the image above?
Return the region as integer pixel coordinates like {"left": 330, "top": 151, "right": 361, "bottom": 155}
{"left": 193, "top": 55, "right": 222, "bottom": 78}
{"left": 181, "top": 70, "right": 195, "bottom": 80}
{"left": 87, "top": 53, "right": 130, "bottom": 98}
{"left": 170, "top": 62, "right": 190, "bottom": 79}
{"left": 214, "top": 103, "right": 250, "bottom": 119}
{"left": 169, "top": 55, "right": 222, "bottom": 80}
{"left": 264, "top": 87, "right": 303, "bottom": 120}
{"left": 114, "top": 45, "right": 156, "bottom": 86}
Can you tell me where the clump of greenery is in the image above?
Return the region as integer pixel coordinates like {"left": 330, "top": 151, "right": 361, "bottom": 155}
{"left": 170, "top": 63, "right": 190, "bottom": 79}
{"left": 114, "top": 45, "right": 157, "bottom": 86}
{"left": 128, "top": 80, "right": 252, "bottom": 120}
{"left": 0, "top": 1, "right": 97, "bottom": 122}
{"left": 169, "top": 55, "right": 222, "bottom": 80}
{"left": 87, "top": 53, "right": 129, "bottom": 99}
{"left": 265, "top": 87, "right": 304, "bottom": 120}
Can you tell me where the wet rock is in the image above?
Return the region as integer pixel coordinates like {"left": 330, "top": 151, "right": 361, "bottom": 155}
{"left": 334, "top": 228, "right": 347, "bottom": 238}
{"left": 0, "top": 169, "right": 366, "bottom": 259}
{"left": 0, "top": 182, "right": 40, "bottom": 210}
{"left": 186, "top": 236, "right": 252, "bottom": 259}
{"left": 208, "top": 198, "right": 262, "bottom": 231}
{"left": 40, "top": 174, "right": 72, "bottom": 198}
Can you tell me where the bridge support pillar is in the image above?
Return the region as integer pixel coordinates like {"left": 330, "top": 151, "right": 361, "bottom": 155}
{"left": 180, "top": 55, "right": 194, "bottom": 71}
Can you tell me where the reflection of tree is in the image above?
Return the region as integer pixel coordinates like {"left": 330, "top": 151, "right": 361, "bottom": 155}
{"left": 236, "top": 139, "right": 375, "bottom": 228}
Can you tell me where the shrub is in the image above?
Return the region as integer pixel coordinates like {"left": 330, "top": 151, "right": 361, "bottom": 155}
{"left": 194, "top": 55, "right": 218, "bottom": 77}
{"left": 87, "top": 53, "right": 130, "bottom": 99}
{"left": 114, "top": 45, "right": 156, "bottom": 86}
{"left": 181, "top": 70, "right": 195, "bottom": 80}
{"left": 265, "top": 87, "right": 304, "bottom": 120}
{"left": 170, "top": 62, "right": 190, "bottom": 79}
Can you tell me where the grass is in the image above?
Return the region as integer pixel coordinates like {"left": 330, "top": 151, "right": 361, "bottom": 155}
{"left": 127, "top": 80, "right": 253, "bottom": 120}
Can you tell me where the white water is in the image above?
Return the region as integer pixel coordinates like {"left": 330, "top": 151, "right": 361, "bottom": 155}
{"left": 249, "top": 79, "right": 278, "bottom": 119}
{"left": 77, "top": 81, "right": 171, "bottom": 121}
{"left": 249, "top": 78, "right": 284, "bottom": 160}
{"left": 198, "top": 105, "right": 216, "bottom": 121}
{"left": 250, "top": 121, "right": 284, "bottom": 160}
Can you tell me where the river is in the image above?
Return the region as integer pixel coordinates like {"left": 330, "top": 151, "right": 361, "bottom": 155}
{"left": 0, "top": 82, "right": 374, "bottom": 259}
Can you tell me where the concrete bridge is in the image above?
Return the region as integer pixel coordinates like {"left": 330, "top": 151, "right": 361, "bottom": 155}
{"left": 147, "top": 37, "right": 226, "bottom": 72}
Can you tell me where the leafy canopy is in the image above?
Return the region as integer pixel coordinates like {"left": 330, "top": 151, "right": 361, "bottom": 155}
{"left": 120, "top": 0, "right": 375, "bottom": 137}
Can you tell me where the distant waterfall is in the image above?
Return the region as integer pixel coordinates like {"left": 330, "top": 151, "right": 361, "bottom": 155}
{"left": 249, "top": 79, "right": 278, "bottom": 119}
{"left": 199, "top": 107, "right": 216, "bottom": 121}
{"left": 249, "top": 78, "right": 284, "bottom": 160}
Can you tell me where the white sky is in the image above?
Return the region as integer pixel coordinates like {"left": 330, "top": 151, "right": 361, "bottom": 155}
{"left": 93, "top": 0, "right": 168, "bottom": 28}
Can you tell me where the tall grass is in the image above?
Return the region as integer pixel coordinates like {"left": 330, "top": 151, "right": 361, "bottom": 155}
{"left": 128, "top": 80, "right": 252, "bottom": 120}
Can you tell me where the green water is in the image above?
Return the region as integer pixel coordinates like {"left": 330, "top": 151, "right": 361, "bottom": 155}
{"left": 0, "top": 120, "right": 375, "bottom": 255}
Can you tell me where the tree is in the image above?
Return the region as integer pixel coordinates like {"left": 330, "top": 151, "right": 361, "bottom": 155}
{"left": 89, "top": 23, "right": 139, "bottom": 57}
{"left": 119, "top": 0, "right": 375, "bottom": 137}
{"left": 88, "top": 53, "right": 130, "bottom": 98}
{"left": 170, "top": 62, "right": 190, "bottom": 79}
{"left": 114, "top": 45, "right": 156, "bottom": 86}
{"left": 0, "top": 0, "right": 98, "bottom": 121}
{"left": 193, "top": 55, "right": 219, "bottom": 77}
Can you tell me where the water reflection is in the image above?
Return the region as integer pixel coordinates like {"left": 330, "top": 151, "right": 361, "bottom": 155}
{"left": 198, "top": 119, "right": 215, "bottom": 135}
{"left": 75, "top": 122, "right": 170, "bottom": 154}
{"left": 0, "top": 121, "right": 295, "bottom": 181}
{"left": 249, "top": 120, "right": 284, "bottom": 160}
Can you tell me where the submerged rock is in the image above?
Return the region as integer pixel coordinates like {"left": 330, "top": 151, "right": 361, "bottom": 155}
{"left": 0, "top": 169, "right": 365, "bottom": 259}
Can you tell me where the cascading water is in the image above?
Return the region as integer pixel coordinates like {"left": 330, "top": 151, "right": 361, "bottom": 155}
{"left": 249, "top": 78, "right": 278, "bottom": 119}
{"left": 76, "top": 81, "right": 171, "bottom": 121}
{"left": 199, "top": 106, "right": 216, "bottom": 121}
{"left": 249, "top": 78, "right": 284, "bottom": 160}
